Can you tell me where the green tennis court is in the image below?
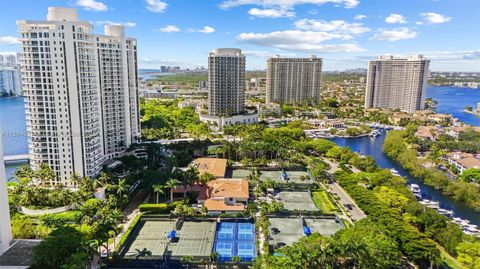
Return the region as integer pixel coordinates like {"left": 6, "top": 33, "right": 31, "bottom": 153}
{"left": 278, "top": 191, "right": 318, "bottom": 211}
{"left": 123, "top": 220, "right": 177, "bottom": 258}
{"left": 171, "top": 221, "right": 216, "bottom": 259}
{"left": 230, "top": 169, "right": 314, "bottom": 184}
{"left": 304, "top": 218, "right": 345, "bottom": 236}
{"left": 268, "top": 218, "right": 304, "bottom": 247}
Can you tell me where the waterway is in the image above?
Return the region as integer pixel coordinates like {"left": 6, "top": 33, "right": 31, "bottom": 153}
{"left": 331, "top": 130, "right": 480, "bottom": 226}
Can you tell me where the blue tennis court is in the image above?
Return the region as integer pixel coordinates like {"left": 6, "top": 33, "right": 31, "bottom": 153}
{"left": 213, "top": 222, "right": 256, "bottom": 262}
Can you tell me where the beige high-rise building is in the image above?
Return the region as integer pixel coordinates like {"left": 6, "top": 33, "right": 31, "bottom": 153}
{"left": 266, "top": 55, "right": 322, "bottom": 105}
{"left": 17, "top": 7, "right": 140, "bottom": 184}
{"left": 208, "top": 48, "right": 245, "bottom": 117}
{"left": 365, "top": 55, "right": 429, "bottom": 113}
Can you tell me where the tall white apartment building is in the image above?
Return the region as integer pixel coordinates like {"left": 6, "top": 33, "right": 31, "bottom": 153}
{"left": 17, "top": 7, "right": 140, "bottom": 184}
{"left": 208, "top": 48, "right": 246, "bottom": 117}
{"left": 0, "top": 136, "right": 12, "bottom": 255}
{"left": 266, "top": 55, "right": 323, "bottom": 105}
{"left": 365, "top": 55, "right": 430, "bottom": 113}
{"left": 0, "top": 67, "right": 22, "bottom": 96}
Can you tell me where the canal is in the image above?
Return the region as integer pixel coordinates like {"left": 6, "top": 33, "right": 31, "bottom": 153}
{"left": 330, "top": 130, "right": 480, "bottom": 226}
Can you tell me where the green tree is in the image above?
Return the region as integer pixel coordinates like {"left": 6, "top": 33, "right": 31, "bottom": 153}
{"left": 152, "top": 184, "right": 165, "bottom": 204}
{"left": 456, "top": 241, "right": 480, "bottom": 269}
{"left": 459, "top": 168, "right": 480, "bottom": 183}
{"left": 31, "top": 226, "right": 93, "bottom": 269}
{"left": 199, "top": 172, "right": 215, "bottom": 185}
{"left": 166, "top": 178, "right": 181, "bottom": 202}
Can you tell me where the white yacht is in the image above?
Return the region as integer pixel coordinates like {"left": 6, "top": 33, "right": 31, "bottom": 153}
{"left": 390, "top": 168, "right": 401, "bottom": 177}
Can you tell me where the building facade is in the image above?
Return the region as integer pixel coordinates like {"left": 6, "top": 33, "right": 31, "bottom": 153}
{"left": 17, "top": 7, "right": 140, "bottom": 184}
{"left": 266, "top": 55, "right": 323, "bottom": 105}
{"left": 364, "top": 55, "right": 430, "bottom": 113}
{"left": 208, "top": 48, "right": 245, "bottom": 117}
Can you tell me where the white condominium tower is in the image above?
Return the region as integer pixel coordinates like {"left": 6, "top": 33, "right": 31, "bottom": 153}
{"left": 17, "top": 7, "right": 140, "bottom": 184}
{"left": 266, "top": 55, "right": 322, "bottom": 105}
{"left": 208, "top": 48, "right": 245, "bottom": 117}
{"left": 365, "top": 55, "right": 430, "bottom": 113}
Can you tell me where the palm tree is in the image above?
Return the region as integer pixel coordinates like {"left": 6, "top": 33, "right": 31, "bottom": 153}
{"left": 165, "top": 179, "right": 180, "bottom": 202}
{"left": 135, "top": 248, "right": 152, "bottom": 258}
{"left": 152, "top": 184, "right": 164, "bottom": 204}
{"left": 116, "top": 178, "right": 128, "bottom": 197}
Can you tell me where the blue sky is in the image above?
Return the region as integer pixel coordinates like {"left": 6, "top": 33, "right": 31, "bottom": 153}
{"left": 0, "top": 0, "right": 479, "bottom": 71}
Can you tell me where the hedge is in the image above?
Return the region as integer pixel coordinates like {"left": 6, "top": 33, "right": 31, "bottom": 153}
{"left": 138, "top": 203, "right": 170, "bottom": 214}
{"left": 116, "top": 213, "right": 142, "bottom": 252}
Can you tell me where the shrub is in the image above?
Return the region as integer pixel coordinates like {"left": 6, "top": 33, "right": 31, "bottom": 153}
{"left": 39, "top": 211, "right": 83, "bottom": 228}
{"left": 138, "top": 203, "right": 170, "bottom": 214}
{"left": 116, "top": 214, "right": 142, "bottom": 252}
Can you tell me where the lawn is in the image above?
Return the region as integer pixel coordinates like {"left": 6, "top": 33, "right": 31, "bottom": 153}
{"left": 312, "top": 191, "right": 338, "bottom": 214}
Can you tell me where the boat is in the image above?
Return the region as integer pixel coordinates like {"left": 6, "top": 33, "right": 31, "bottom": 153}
{"left": 390, "top": 168, "right": 401, "bottom": 177}
{"left": 369, "top": 130, "right": 380, "bottom": 137}
{"left": 409, "top": 184, "right": 421, "bottom": 194}
{"left": 419, "top": 199, "right": 440, "bottom": 209}
{"left": 437, "top": 208, "right": 454, "bottom": 216}
{"left": 463, "top": 226, "right": 480, "bottom": 235}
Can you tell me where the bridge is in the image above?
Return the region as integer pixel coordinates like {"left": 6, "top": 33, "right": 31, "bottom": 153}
{"left": 4, "top": 154, "right": 30, "bottom": 163}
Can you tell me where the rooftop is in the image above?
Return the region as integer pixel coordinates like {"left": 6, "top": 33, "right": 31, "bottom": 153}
{"left": 207, "top": 178, "right": 249, "bottom": 199}
{"left": 192, "top": 158, "right": 227, "bottom": 178}
{"left": 0, "top": 240, "right": 41, "bottom": 268}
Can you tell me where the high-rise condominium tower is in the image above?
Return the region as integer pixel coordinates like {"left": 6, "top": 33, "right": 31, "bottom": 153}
{"left": 208, "top": 48, "right": 245, "bottom": 117}
{"left": 266, "top": 55, "right": 322, "bottom": 105}
{"left": 17, "top": 7, "right": 140, "bottom": 184}
{"left": 365, "top": 55, "right": 429, "bottom": 113}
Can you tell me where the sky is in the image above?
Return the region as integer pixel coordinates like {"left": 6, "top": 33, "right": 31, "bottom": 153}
{"left": 0, "top": 0, "right": 479, "bottom": 71}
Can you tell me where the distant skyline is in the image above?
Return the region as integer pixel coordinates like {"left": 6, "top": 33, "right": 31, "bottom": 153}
{"left": 0, "top": 0, "right": 479, "bottom": 71}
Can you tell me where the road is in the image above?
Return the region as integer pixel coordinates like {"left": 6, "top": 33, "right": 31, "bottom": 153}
{"left": 322, "top": 158, "right": 366, "bottom": 222}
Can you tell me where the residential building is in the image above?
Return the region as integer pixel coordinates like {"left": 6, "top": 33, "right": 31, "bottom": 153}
{"left": 191, "top": 157, "right": 227, "bottom": 178}
{"left": 17, "top": 7, "right": 139, "bottom": 184}
{"left": 208, "top": 48, "right": 245, "bottom": 117}
{"left": 204, "top": 178, "right": 249, "bottom": 214}
{"left": 446, "top": 126, "right": 480, "bottom": 139}
{"left": 0, "top": 137, "right": 12, "bottom": 255}
{"left": 202, "top": 48, "right": 257, "bottom": 129}
{"left": 445, "top": 152, "right": 480, "bottom": 174}
{"left": 0, "top": 66, "right": 22, "bottom": 96}
{"left": 266, "top": 55, "right": 322, "bottom": 105}
{"left": 365, "top": 55, "right": 430, "bottom": 113}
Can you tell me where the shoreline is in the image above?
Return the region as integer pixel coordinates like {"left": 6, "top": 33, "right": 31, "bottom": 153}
{"left": 464, "top": 109, "right": 480, "bottom": 117}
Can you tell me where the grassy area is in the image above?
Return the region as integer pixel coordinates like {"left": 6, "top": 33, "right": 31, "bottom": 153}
{"left": 312, "top": 190, "right": 338, "bottom": 214}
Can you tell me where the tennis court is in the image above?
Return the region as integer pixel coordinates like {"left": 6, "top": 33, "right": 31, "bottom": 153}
{"left": 213, "top": 222, "right": 256, "bottom": 262}
{"left": 123, "top": 220, "right": 177, "bottom": 259}
{"left": 278, "top": 191, "right": 318, "bottom": 211}
{"left": 304, "top": 218, "right": 345, "bottom": 236}
{"left": 230, "top": 169, "right": 314, "bottom": 184}
{"left": 171, "top": 221, "right": 216, "bottom": 260}
{"left": 268, "top": 218, "right": 304, "bottom": 247}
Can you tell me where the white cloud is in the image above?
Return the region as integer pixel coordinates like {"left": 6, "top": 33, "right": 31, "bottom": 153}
{"left": 0, "top": 36, "right": 20, "bottom": 45}
{"left": 372, "top": 27, "right": 418, "bottom": 41}
{"left": 385, "top": 14, "right": 406, "bottom": 24}
{"left": 219, "top": 0, "right": 359, "bottom": 10}
{"left": 248, "top": 8, "right": 295, "bottom": 18}
{"left": 237, "top": 30, "right": 364, "bottom": 52}
{"left": 158, "top": 25, "right": 180, "bottom": 33}
{"left": 146, "top": 0, "right": 167, "bottom": 13}
{"left": 76, "top": 0, "right": 108, "bottom": 11}
{"left": 294, "top": 19, "right": 370, "bottom": 35}
{"left": 354, "top": 14, "right": 367, "bottom": 20}
{"left": 420, "top": 12, "right": 451, "bottom": 24}
{"left": 96, "top": 21, "right": 137, "bottom": 27}
{"left": 197, "top": 26, "right": 216, "bottom": 34}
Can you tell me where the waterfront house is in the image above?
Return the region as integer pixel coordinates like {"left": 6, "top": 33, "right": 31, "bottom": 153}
{"left": 445, "top": 152, "right": 480, "bottom": 174}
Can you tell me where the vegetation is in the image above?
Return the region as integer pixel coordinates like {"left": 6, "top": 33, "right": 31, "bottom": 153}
{"left": 138, "top": 203, "right": 170, "bottom": 214}
{"left": 140, "top": 99, "right": 210, "bottom": 140}
{"left": 311, "top": 190, "right": 337, "bottom": 214}
{"left": 384, "top": 129, "right": 480, "bottom": 210}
